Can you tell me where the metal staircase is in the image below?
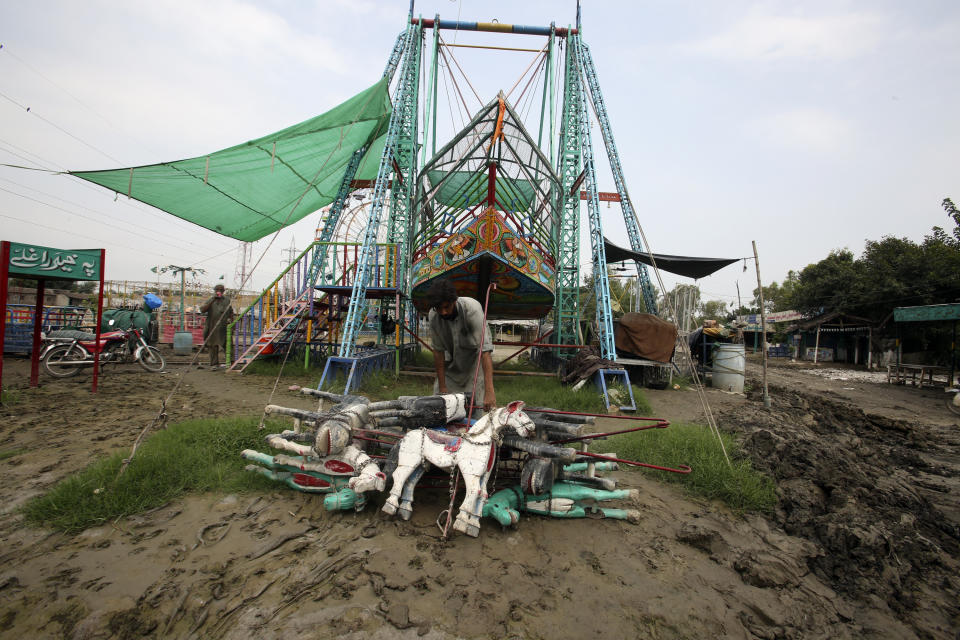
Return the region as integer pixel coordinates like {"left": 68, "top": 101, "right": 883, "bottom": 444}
{"left": 228, "top": 296, "right": 312, "bottom": 372}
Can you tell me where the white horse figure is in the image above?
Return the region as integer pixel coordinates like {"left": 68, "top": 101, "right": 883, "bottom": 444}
{"left": 382, "top": 400, "right": 535, "bottom": 537}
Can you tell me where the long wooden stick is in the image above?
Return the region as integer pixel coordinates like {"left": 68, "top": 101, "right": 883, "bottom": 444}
{"left": 752, "top": 240, "right": 771, "bottom": 408}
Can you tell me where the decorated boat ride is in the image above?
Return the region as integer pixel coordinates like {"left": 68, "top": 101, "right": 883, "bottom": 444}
{"left": 410, "top": 96, "right": 559, "bottom": 319}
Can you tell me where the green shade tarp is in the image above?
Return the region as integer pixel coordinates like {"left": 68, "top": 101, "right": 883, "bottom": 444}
{"left": 71, "top": 79, "right": 392, "bottom": 242}
{"left": 425, "top": 169, "right": 537, "bottom": 212}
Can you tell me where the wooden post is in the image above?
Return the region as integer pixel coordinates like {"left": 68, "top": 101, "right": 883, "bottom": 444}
{"left": 814, "top": 325, "right": 821, "bottom": 365}
{"left": 752, "top": 241, "right": 770, "bottom": 407}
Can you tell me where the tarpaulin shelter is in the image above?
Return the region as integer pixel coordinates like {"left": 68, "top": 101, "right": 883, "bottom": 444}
{"left": 603, "top": 237, "right": 737, "bottom": 279}
{"left": 71, "top": 79, "right": 393, "bottom": 242}
{"left": 1, "top": 241, "right": 106, "bottom": 397}
{"left": 614, "top": 313, "right": 677, "bottom": 363}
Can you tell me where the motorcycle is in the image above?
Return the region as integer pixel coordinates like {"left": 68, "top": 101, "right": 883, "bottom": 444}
{"left": 947, "top": 382, "right": 960, "bottom": 417}
{"left": 41, "top": 320, "right": 165, "bottom": 377}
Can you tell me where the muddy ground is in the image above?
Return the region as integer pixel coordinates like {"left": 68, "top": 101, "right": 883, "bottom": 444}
{"left": 0, "top": 353, "right": 957, "bottom": 639}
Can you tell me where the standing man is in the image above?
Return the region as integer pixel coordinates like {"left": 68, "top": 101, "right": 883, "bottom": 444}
{"left": 200, "top": 284, "right": 234, "bottom": 368}
{"left": 427, "top": 279, "right": 496, "bottom": 413}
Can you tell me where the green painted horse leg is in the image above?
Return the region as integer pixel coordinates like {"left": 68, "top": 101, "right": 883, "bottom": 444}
{"left": 483, "top": 487, "right": 522, "bottom": 526}
{"left": 324, "top": 487, "right": 366, "bottom": 511}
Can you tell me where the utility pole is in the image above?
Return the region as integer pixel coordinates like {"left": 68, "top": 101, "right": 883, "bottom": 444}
{"left": 152, "top": 265, "right": 205, "bottom": 330}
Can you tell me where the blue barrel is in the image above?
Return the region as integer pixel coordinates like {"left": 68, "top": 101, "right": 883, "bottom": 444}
{"left": 173, "top": 331, "right": 193, "bottom": 355}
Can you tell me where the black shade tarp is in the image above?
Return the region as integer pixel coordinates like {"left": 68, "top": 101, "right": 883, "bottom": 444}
{"left": 604, "top": 237, "right": 738, "bottom": 279}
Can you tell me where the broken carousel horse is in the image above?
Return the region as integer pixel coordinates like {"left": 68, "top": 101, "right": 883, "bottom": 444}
{"left": 483, "top": 407, "right": 654, "bottom": 526}
{"left": 503, "top": 407, "right": 621, "bottom": 494}
{"left": 382, "top": 401, "right": 536, "bottom": 538}
{"left": 241, "top": 395, "right": 385, "bottom": 511}
{"left": 241, "top": 390, "right": 469, "bottom": 511}
{"left": 483, "top": 480, "right": 640, "bottom": 526}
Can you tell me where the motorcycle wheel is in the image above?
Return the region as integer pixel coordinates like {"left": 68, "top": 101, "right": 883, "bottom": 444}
{"left": 43, "top": 345, "right": 86, "bottom": 378}
{"left": 946, "top": 392, "right": 960, "bottom": 417}
{"left": 138, "top": 346, "right": 166, "bottom": 373}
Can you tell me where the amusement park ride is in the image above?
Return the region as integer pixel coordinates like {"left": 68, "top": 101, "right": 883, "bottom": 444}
{"left": 73, "top": 5, "right": 662, "bottom": 403}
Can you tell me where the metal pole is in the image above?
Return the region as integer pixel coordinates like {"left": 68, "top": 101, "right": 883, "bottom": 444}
{"left": 0, "top": 242, "right": 8, "bottom": 402}
{"left": 180, "top": 269, "right": 186, "bottom": 331}
{"left": 752, "top": 241, "right": 770, "bottom": 407}
{"left": 29, "top": 279, "right": 45, "bottom": 388}
{"left": 92, "top": 249, "right": 106, "bottom": 394}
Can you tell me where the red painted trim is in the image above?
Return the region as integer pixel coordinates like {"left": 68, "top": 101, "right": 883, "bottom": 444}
{"left": 29, "top": 280, "right": 44, "bottom": 387}
{"left": 0, "top": 242, "right": 9, "bottom": 400}
{"left": 486, "top": 162, "right": 497, "bottom": 207}
{"left": 91, "top": 249, "right": 105, "bottom": 394}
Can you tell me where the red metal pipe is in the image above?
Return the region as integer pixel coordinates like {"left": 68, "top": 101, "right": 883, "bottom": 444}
{"left": 527, "top": 408, "right": 666, "bottom": 422}
{"left": 0, "top": 242, "right": 9, "bottom": 401}
{"left": 575, "top": 450, "right": 691, "bottom": 474}
{"left": 552, "top": 421, "right": 669, "bottom": 445}
{"left": 29, "top": 279, "right": 44, "bottom": 388}
{"left": 91, "top": 248, "right": 105, "bottom": 394}
{"left": 487, "top": 162, "right": 497, "bottom": 206}
{"left": 494, "top": 327, "right": 553, "bottom": 367}
{"left": 493, "top": 341, "right": 586, "bottom": 348}
{"left": 399, "top": 321, "right": 434, "bottom": 353}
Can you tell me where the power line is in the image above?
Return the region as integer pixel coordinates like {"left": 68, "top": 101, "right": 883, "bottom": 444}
{"left": 0, "top": 89, "right": 126, "bottom": 166}
{"left": 0, "top": 175, "right": 230, "bottom": 252}
{"left": 1, "top": 42, "right": 133, "bottom": 143}
{"left": 0, "top": 186, "right": 218, "bottom": 264}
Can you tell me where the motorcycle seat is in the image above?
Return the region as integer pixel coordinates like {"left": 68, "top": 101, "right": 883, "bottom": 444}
{"left": 47, "top": 329, "right": 98, "bottom": 341}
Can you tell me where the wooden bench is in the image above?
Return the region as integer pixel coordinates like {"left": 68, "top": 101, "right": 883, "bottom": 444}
{"left": 887, "top": 363, "right": 951, "bottom": 387}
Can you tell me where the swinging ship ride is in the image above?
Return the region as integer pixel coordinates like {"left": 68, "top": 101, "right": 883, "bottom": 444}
{"left": 410, "top": 95, "right": 558, "bottom": 319}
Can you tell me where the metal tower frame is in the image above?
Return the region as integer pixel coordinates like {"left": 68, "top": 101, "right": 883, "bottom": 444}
{"left": 332, "top": 15, "right": 656, "bottom": 377}
{"left": 577, "top": 40, "right": 658, "bottom": 314}
{"left": 554, "top": 34, "right": 584, "bottom": 352}
{"left": 338, "top": 21, "right": 422, "bottom": 357}
{"left": 572, "top": 35, "right": 616, "bottom": 361}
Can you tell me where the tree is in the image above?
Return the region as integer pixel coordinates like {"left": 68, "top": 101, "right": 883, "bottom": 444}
{"left": 752, "top": 271, "right": 799, "bottom": 312}
{"left": 784, "top": 249, "right": 860, "bottom": 316}
{"left": 783, "top": 199, "right": 960, "bottom": 320}
{"left": 699, "top": 299, "right": 728, "bottom": 325}
{"left": 927, "top": 197, "right": 960, "bottom": 249}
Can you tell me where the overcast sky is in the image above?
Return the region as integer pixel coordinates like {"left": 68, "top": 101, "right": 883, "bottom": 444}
{"left": 1, "top": 0, "right": 957, "bottom": 312}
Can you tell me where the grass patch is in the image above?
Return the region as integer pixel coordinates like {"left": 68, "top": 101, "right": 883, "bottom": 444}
{"left": 596, "top": 422, "right": 776, "bottom": 513}
{"left": 243, "top": 357, "right": 321, "bottom": 379}
{"left": 0, "top": 447, "right": 28, "bottom": 461}
{"left": 1, "top": 388, "right": 21, "bottom": 405}
{"left": 21, "top": 416, "right": 284, "bottom": 533}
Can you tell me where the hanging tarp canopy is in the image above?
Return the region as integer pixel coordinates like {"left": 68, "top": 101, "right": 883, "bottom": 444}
{"left": 71, "top": 79, "right": 392, "bottom": 242}
{"left": 604, "top": 237, "right": 738, "bottom": 279}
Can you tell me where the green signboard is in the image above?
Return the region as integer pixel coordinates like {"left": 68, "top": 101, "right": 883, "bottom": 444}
{"left": 7, "top": 242, "right": 101, "bottom": 281}
{"left": 894, "top": 304, "right": 960, "bottom": 322}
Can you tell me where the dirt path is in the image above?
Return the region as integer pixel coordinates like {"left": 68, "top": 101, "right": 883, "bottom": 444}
{"left": 0, "top": 353, "right": 957, "bottom": 638}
